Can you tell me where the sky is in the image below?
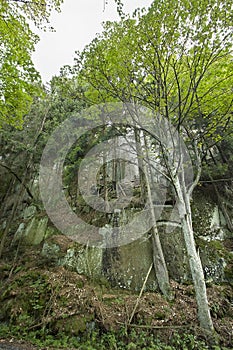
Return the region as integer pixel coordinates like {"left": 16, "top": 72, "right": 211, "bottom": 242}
{"left": 32, "top": 0, "right": 153, "bottom": 83}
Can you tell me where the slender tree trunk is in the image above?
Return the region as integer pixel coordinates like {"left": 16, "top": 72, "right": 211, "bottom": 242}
{"left": 146, "top": 169, "right": 172, "bottom": 300}
{"left": 174, "top": 176, "right": 214, "bottom": 333}
{"left": 0, "top": 184, "right": 26, "bottom": 258}
{"left": 143, "top": 132, "right": 172, "bottom": 299}
{"left": 134, "top": 127, "right": 147, "bottom": 203}
{"left": 0, "top": 177, "right": 15, "bottom": 218}
{"left": 134, "top": 129, "right": 172, "bottom": 299}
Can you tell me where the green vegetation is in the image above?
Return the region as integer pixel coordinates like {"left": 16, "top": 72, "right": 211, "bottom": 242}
{"left": 0, "top": 325, "right": 222, "bottom": 349}
{"left": 0, "top": 255, "right": 232, "bottom": 349}
{"left": 0, "top": 0, "right": 63, "bottom": 127}
{"left": 0, "top": 0, "right": 233, "bottom": 348}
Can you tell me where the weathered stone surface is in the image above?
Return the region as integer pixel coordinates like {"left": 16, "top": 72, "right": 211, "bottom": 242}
{"left": 14, "top": 217, "right": 48, "bottom": 245}
{"left": 192, "top": 190, "right": 229, "bottom": 240}
{"left": 13, "top": 222, "right": 25, "bottom": 242}
{"left": 102, "top": 234, "right": 158, "bottom": 291}
{"left": 22, "top": 205, "right": 37, "bottom": 220}
{"left": 25, "top": 217, "right": 48, "bottom": 245}
{"left": 12, "top": 188, "right": 233, "bottom": 290}
{"left": 41, "top": 235, "right": 103, "bottom": 279}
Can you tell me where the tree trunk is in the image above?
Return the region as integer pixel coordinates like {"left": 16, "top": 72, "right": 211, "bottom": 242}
{"left": 149, "top": 190, "right": 172, "bottom": 300}
{"left": 0, "top": 184, "right": 26, "bottom": 258}
{"left": 175, "top": 184, "right": 214, "bottom": 333}
{"left": 141, "top": 132, "right": 172, "bottom": 299}
{"left": 134, "top": 127, "right": 147, "bottom": 203}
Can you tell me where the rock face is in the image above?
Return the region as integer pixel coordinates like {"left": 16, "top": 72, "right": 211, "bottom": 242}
{"left": 192, "top": 189, "right": 233, "bottom": 284}
{"left": 41, "top": 236, "right": 103, "bottom": 279}
{"left": 13, "top": 189, "right": 233, "bottom": 291}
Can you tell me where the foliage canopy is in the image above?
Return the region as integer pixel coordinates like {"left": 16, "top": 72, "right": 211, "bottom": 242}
{"left": 0, "top": 0, "right": 63, "bottom": 127}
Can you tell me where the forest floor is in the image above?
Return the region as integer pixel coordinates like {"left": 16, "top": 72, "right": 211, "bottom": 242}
{"left": 0, "top": 246, "right": 232, "bottom": 349}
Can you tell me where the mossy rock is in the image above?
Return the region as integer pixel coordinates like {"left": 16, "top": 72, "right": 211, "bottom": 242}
{"left": 196, "top": 238, "right": 233, "bottom": 283}
{"left": 192, "top": 190, "right": 216, "bottom": 237}
{"left": 55, "top": 314, "right": 94, "bottom": 335}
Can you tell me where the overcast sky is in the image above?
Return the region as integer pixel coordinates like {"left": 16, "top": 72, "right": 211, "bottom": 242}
{"left": 32, "top": 0, "right": 153, "bottom": 83}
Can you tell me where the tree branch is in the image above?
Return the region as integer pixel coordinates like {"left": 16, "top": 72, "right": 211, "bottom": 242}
{"left": 0, "top": 162, "right": 34, "bottom": 200}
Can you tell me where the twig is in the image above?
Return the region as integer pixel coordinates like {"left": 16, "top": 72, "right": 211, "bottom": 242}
{"left": 117, "top": 183, "right": 127, "bottom": 196}
{"left": 93, "top": 290, "right": 105, "bottom": 326}
{"left": 199, "top": 177, "right": 233, "bottom": 183}
{"left": 8, "top": 239, "right": 22, "bottom": 279}
{"left": 128, "top": 262, "right": 153, "bottom": 326}
{"left": 118, "top": 322, "right": 191, "bottom": 329}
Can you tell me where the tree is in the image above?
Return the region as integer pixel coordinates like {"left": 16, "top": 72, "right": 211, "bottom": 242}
{"left": 0, "top": 0, "right": 63, "bottom": 127}
{"left": 73, "top": 0, "right": 233, "bottom": 335}
{"left": 7, "top": 0, "right": 63, "bottom": 29}
{"left": 0, "top": 73, "right": 90, "bottom": 257}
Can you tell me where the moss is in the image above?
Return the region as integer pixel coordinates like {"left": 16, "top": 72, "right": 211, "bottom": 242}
{"left": 0, "top": 271, "right": 51, "bottom": 326}
{"left": 224, "top": 266, "right": 233, "bottom": 281}
{"left": 154, "top": 311, "right": 167, "bottom": 320}
{"left": 159, "top": 226, "right": 189, "bottom": 283}
{"left": 55, "top": 314, "right": 94, "bottom": 335}
{"left": 195, "top": 237, "right": 233, "bottom": 284}
{"left": 224, "top": 256, "right": 233, "bottom": 285}
{"left": 76, "top": 279, "right": 85, "bottom": 288}
{"left": 196, "top": 238, "right": 225, "bottom": 259}
{"left": 202, "top": 239, "right": 232, "bottom": 262}
{"left": 102, "top": 296, "right": 125, "bottom": 306}
{"left": 0, "top": 263, "right": 11, "bottom": 274}
{"left": 208, "top": 240, "right": 225, "bottom": 251}
{"left": 91, "top": 276, "right": 111, "bottom": 289}
{"left": 192, "top": 191, "right": 216, "bottom": 237}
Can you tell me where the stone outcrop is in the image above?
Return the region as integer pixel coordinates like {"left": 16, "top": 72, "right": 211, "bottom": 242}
{"left": 11, "top": 187, "right": 233, "bottom": 291}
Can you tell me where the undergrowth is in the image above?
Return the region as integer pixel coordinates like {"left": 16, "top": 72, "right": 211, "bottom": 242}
{"left": 0, "top": 324, "right": 227, "bottom": 350}
{"left": 0, "top": 257, "right": 232, "bottom": 349}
